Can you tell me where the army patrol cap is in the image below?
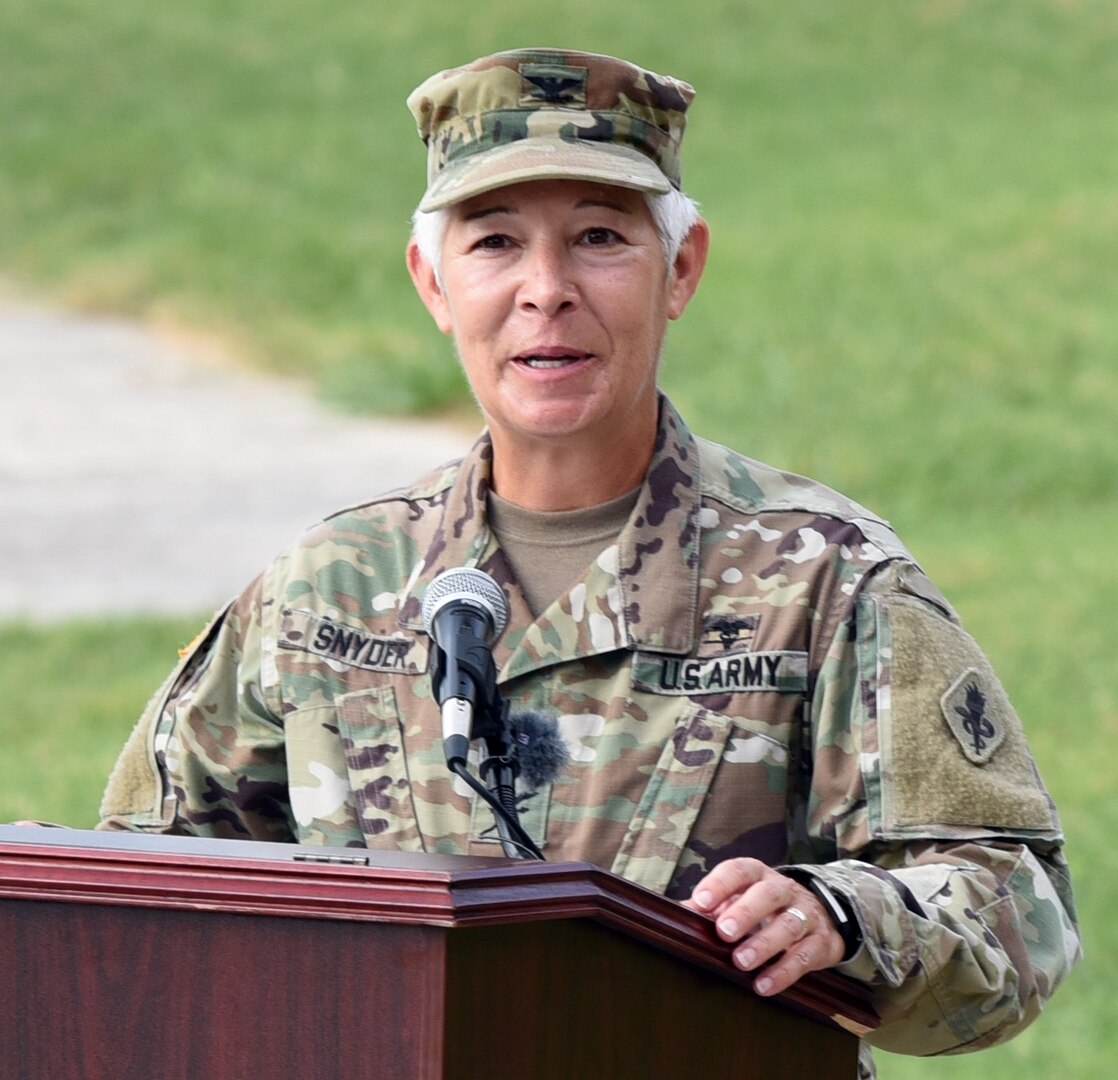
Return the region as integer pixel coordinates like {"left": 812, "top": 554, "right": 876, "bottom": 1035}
{"left": 407, "top": 48, "right": 695, "bottom": 212}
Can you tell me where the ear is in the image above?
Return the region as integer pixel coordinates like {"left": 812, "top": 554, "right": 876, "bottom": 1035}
{"left": 406, "top": 239, "right": 453, "bottom": 335}
{"left": 666, "top": 218, "right": 710, "bottom": 321}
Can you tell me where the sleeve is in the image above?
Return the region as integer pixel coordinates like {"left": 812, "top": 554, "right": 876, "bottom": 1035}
{"left": 797, "top": 559, "right": 1081, "bottom": 1056}
{"left": 97, "top": 572, "right": 296, "bottom": 842}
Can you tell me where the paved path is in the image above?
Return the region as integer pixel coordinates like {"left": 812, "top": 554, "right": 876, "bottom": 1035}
{"left": 0, "top": 305, "right": 473, "bottom": 621}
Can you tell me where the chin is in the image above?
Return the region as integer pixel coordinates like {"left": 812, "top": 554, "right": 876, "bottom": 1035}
{"left": 498, "top": 399, "right": 600, "bottom": 440}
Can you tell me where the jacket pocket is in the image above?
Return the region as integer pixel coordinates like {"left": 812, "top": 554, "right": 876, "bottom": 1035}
{"left": 334, "top": 686, "right": 425, "bottom": 851}
{"left": 467, "top": 766, "right": 553, "bottom": 852}
{"left": 610, "top": 705, "right": 735, "bottom": 894}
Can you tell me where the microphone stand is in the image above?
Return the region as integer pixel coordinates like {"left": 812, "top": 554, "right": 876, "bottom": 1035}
{"left": 432, "top": 633, "right": 544, "bottom": 861}
{"left": 475, "top": 698, "right": 535, "bottom": 860}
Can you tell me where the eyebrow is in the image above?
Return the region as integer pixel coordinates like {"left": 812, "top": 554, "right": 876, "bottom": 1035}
{"left": 578, "top": 198, "right": 633, "bottom": 215}
{"left": 461, "top": 205, "right": 515, "bottom": 223}
{"left": 460, "top": 198, "right": 634, "bottom": 224}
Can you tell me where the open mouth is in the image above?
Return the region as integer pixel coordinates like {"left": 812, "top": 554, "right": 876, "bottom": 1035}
{"left": 515, "top": 349, "right": 593, "bottom": 370}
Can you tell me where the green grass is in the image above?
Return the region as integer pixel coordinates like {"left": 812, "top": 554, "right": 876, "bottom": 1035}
{"left": 873, "top": 509, "right": 1118, "bottom": 1080}
{"left": 1, "top": 2, "right": 1115, "bottom": 1076}
{"left": 2, "top": 0, "right": 1116, "bottom": 506}
{"left": 0, "top": 616, "right": 204, "bottom": 825}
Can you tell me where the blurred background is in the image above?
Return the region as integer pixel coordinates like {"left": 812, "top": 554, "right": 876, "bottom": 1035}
{"left": 0, "top": 2, "right": 1114, "bottom": 1075}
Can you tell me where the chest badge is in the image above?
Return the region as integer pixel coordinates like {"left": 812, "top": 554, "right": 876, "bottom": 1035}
{"left": 699, "top": 613, "right": 760, "bottom": 655}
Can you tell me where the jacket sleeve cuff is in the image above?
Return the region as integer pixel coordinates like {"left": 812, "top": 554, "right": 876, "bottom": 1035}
{"left": 779, "top": 861, "right": 919, "bottom": 985}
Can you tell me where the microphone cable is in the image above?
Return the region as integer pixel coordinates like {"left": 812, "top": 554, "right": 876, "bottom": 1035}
{"left": 450, "top": 759, "right": 545, "bottom": 861}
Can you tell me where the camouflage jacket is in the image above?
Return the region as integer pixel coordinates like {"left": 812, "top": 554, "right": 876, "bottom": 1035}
{"left": 100, "top": 397, "right": 1080, "bottom": 1059}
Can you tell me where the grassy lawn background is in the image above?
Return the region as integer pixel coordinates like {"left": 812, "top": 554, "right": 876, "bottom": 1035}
{"left": 1, "top": 3, "right": 1114, "bottom": 1076}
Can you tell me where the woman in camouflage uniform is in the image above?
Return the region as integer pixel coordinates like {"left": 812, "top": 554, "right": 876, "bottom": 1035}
{"left": 100, "top": 48, "right": 1080, "bottom": 1073}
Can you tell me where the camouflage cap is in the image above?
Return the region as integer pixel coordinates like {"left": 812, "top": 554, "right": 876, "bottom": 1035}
{"left": 407, "top": 48, "right": 695, "bottom": 212}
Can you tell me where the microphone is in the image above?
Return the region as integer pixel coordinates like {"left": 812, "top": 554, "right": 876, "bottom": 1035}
{"left": 510, "top": 710, "right": 570, "bottom": 789}
{"left": 421, "top": 567, "right": 510, "bottom": 769}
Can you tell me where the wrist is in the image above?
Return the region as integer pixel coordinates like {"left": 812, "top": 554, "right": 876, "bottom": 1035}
{"left": 781, "top": 868, "right": 863, "bottom": 963}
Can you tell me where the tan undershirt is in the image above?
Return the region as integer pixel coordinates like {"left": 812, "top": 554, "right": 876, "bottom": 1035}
{"left": 487, "top": 486, "right": 640, "bottom": 618}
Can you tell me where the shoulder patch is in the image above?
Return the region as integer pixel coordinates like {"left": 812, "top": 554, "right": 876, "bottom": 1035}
{"left": 868, "top": 594, "right": 1059, "bottom": 837}
{"left": 941, "top": 668, "right": 1006, "bottom": 765}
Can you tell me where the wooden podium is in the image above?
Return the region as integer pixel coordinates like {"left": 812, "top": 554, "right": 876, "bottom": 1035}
{"left": 0, "top": 827, "right": 874, "bottom": 1079}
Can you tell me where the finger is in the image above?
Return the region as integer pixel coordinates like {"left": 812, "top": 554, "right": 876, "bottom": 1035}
{"left": 711, "top": 873, "right": 797, "bottom": 942}
{"left": 752, "top": 939, "right": 822, "bottom": 996}
{"left": 727, "top": 902, "right": 846, "bottom": 995}
{"left": 690, "top": 857, "right": 771, "bottom": 913}
{"left": 751, "top": 925, "right": 846, "bottom": 996}
{"left": 730, "top": 901, "right": 819, "bottom": 971}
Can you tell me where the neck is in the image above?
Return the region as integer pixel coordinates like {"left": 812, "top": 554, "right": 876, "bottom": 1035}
{"left": 488, "top": 424, "right": 655, "bottom": 511}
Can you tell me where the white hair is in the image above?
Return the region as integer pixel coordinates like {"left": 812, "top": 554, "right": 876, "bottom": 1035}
{"left": 411, "top": 187, "right": 702, "bottom": 286}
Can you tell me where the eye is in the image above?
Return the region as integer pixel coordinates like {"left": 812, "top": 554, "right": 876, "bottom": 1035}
{"left": 580, "top": 227, "right": 623, "bottom": 247}
{"left": 470, "top": 233, "right": 513, "bottom": 252}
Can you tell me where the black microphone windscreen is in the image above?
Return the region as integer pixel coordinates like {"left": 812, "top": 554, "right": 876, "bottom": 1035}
{"left": 510, "top": 710, "right": 570, "bottom": 789}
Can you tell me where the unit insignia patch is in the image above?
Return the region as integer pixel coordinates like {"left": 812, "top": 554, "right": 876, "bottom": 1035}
{"left": 940, "top": 667, "right": 1006, "bottom": 765}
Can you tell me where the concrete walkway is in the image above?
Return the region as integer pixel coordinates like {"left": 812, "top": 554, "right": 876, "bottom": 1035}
{"left": 0, "top": 305, "right": 473, "bottom": 621}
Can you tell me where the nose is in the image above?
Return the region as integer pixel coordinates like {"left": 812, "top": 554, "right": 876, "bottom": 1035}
{"left": 517, "top": 241, "right": 578, "bottom": 317}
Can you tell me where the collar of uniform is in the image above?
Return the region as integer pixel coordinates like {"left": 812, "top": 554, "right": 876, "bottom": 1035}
{"left": 398, "top": 396, "right": 703, "bottom": 664}
{"left": 397, "top": 429, "right": 499, "bottom": 631}
{"left": 613, "top": 395, "right": 702, "bottom": 655}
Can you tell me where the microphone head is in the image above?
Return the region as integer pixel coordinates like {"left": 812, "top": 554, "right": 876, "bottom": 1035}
{"left": 510, "top": 710, "right": 570, "bottom": 789}
{"left": 421, "top": 567, "right": 510, "bottom": 642}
